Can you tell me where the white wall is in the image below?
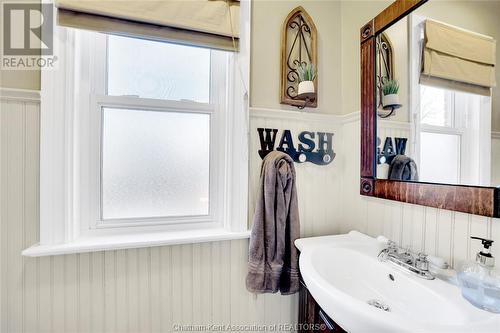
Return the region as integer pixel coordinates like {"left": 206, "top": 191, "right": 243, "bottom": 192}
{"left": 2, "top": 2, "right": 500, "bottom": 333}
{"left": 4, "top": 92, "right": 500, "bottom": 333}
{"left": 340, "top": 0, "right": 391, "bottom": 115}
{"left": 2, "top": 1, "right": 347, "bottom": 331}
{"left": 0, "top": 91, "right": 346, "bottom": 332}
{"left": 1, "top": 2, "right": 347, "bottom": 332}
{"left": 0, "top": 71, "right": 40, "bottom": 91}
{"left": 338, "top": 1, "right": 500, "bottom": 269}
{"left": 0, "top": 0, "right": 40, "bottom": 90}
{"left": 249, "top": 108, "right": 345, "bottom": 237}
{"left": 251, "top": 1, "right": 342, "bottom": 113}
{"left": 381, "top": 17, "right": 409, "bottom": 123}
{"left": 491, "top": 133, "right": 500, "bottom": 185}
{"left": 340, "top": 116, "right": 500, "bottom": 270}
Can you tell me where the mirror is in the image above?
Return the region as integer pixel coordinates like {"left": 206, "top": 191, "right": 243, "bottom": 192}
{"left": 375, "top": 1, "right": 498, "bottom": 188}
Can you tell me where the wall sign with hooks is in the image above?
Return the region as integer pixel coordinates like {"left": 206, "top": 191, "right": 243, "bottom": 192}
{"left": 377, "top": 136, "right": 407, "bottom": 164}
{"left": 257, "top": 128, "right": 335, "bottom": 165}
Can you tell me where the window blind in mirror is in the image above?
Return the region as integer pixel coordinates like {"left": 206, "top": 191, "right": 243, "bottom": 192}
{"left": 55, "top": 0, "right": 239, "bottom": 51}
{"left": 421, "top": 19, "right": 496, "bottom": 96}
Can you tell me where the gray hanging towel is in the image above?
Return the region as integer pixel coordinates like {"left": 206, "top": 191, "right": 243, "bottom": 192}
{"left": 246, "top": 151, "right": 300, "bottom": 295}
{"left": 389, "top": 154, "right": 419, "bottom": 181}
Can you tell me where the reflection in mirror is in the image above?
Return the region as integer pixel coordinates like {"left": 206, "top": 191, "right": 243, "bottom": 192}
{"left": 376, "top": 33, "right": 394, "bottom": 113}
{"left": 375, "top": 1, "right": 498, "bottom": 187}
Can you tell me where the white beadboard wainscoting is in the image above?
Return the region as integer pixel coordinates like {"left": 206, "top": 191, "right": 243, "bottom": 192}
{"left": 377, "top": 119, "right": 411, "bottom": 154}
{"left": 0, "top": 94, "right": 344, "bottom": 333}
{"left": 249, "top": 108, "right": 346, "bottom": 238}
{"left": 2, "top": 88, "right": 500, "bottom": 333}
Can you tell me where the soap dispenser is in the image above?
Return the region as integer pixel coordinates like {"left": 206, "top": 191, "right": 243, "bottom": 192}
{"left": 457, "top": 237, "right": 500, "bottom": 313}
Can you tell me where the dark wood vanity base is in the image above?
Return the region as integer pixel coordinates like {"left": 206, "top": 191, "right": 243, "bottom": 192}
{"left": 298, "top": 280, "right": 347, "bottom": 333}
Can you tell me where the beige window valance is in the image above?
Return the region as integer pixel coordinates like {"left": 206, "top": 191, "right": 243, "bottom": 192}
{"left": 55, "top": 0, "right": 239, "bottom": 51}
{"left": 421, "top": 19, "right": 496, "bottom": 96}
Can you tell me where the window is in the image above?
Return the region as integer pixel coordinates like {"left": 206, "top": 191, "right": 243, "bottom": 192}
{"left": 420, "top": 85, "right": 453, "bottom": 127}
{"left": 420, "top": 131, "right": 460, "bottom": 184}
{"left": 28, "top": 26, "right": 250, "bottom": 256}
{"left": 107, "top": 35, "right": 211, "bottom": 102}
{"left": 417, "top": 85, "right": 491, "bottom": 185}
{"left": 410, "top": 14, "right": 492, "bottom": 187}
{"left": 78, "top": 29, "right": 230, "bottom": 231}
{"left": 101, "top": 107, "right": 210, "bottom": 220}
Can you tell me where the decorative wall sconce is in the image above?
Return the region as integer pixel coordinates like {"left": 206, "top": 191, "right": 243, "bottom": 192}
{"left": 380, "top": 79, "right": 402, "bottom": 118}
{"left": 280, "top": 6, "right": 318, "bottom": 109}
{"left": 376, "top": 33, "right": 399, "bottom": 118}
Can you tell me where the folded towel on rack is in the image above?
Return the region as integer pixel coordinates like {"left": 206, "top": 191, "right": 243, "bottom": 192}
{"left": 246, "top": 151, "right": 300, "bottom": 295}
{"left": 388, "top": 154, "right": 419, "bottom": 181}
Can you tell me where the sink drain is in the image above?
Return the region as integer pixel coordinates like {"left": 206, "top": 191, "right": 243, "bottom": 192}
{"left": 367, "top": 299, "right": 390, "bottom": 312}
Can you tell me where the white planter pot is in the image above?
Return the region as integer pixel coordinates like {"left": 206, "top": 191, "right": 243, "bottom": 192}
{"left": 298, "top": 81, "right": 315, "bottom": 95}
{"left": 377, "top": 163, "right": 390, "bottom": 179}
{"left": 382, "top": 93, "right": 399, "bottom": 107}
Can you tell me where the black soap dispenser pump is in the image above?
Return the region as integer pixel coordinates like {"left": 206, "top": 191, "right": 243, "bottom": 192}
{"left": 471, "top": 237, "right": 495, "bottom": 267}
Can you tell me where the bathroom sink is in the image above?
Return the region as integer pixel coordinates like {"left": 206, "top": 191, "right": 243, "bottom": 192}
{"left": 296, "top": 231, "right": 500, "bottom": 333}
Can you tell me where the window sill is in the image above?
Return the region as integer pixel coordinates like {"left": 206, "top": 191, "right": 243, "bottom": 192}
{"left": 22, "top": 228, "right": 251, "bottom": 257}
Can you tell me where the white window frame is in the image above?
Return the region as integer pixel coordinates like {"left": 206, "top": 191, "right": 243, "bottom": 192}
{"left": 419, "top": 88, "right": 463, "bottom": 184}
{"left": 24, "top": 3, "right": 251, "bottom": 256}
{"left": 80, "top": 32, "right": 226, "bottom": 232}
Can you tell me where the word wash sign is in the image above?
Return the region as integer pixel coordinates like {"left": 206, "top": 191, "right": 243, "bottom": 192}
{"left": 257, "top": 128, "right": 336, "bottom": 165}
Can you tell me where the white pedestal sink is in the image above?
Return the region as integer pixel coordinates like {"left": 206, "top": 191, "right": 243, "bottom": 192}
{"left": 295, "top": 231, "right": 500, "bottom": 333}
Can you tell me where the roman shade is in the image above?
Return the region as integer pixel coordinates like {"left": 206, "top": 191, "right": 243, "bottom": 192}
{"left": 421, "top": 19, "right": 496, "bottom": 96}
{"left": 55, "top": 0, "right": 239, "bottom": 51}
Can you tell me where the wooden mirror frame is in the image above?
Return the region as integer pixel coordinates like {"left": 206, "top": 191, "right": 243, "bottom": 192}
{"left": 359, "top": 0, "right": 500, "bottom": 217}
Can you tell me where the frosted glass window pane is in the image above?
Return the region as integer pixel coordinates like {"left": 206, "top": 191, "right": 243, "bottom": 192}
{"left": 420, "top": 85, "right": 453, "bottom": 127}
{"left": 420, "top": 132, "right": 460, "bottom": 184}
{"left": 101, "top": 107, "right": 210, "bottom": 220}
{"left": 107, "top": 35, "right": 210, "bottom": 103}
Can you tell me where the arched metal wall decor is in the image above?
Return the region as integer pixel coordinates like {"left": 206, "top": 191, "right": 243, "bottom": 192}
{"left": 280, "top": 6, "right": 318, "bottom": 108}
{"left": 376, "top": 33, "right": 394, "bottom": 109}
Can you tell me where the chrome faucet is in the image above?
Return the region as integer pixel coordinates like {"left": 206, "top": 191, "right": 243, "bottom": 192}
{"left": 378, "top": 241, "right": 435, "bottom": 280}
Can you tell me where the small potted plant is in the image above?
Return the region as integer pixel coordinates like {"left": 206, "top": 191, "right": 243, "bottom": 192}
{"left": 382, "top": 79, "right": 400, "bottom": 108}
{"left": 297, "top": 63, "right": 316, "bottom": 95}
